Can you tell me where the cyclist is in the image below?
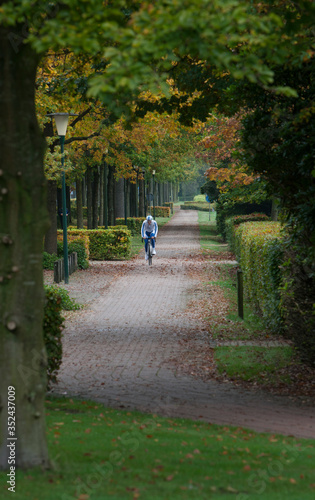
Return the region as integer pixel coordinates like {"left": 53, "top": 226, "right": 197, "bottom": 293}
{"left": 141, "top": 215, "right": 158, "bottom": 260}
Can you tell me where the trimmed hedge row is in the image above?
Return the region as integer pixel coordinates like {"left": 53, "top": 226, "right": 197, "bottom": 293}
{"left": 180, "top": 202, "right": 209, "bottom": 212}
{"left": 234, "top": 221, "right": 284, "bottom": 332}
{"left": 165, "top": 201, "right": 174, "bottom": 211}
{"left": 58, "top": 227, "right": 131, "bottom": 260}
{"left": 116, "top": 217, "right": 143, "bottom": 235}
{"left": 43, "top": 237, "right": 89, "bottom": 270}
{"left": 225, "top": 213, "right": 270, "bottom": 253}
{"left": 149, "top": 206, "right": 171, "bottom": 217}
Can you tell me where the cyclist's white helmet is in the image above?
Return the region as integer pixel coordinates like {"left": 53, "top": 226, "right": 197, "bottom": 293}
{"left": 147, "top": 215, "right": 153, "bottom": 221}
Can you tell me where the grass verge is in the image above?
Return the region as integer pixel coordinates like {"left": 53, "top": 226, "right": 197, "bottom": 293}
{"left": 215, "top": 346, "right": 293, "bottom": 384}
{"left": 197, "top": 212, "right": 299, "bottom": 391}
{"left": 2, "top": 396, "right": 314, "bottom": 500}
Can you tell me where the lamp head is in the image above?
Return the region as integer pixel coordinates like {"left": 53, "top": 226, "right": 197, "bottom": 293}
{"left": 47, "top": 112, "right": 77, "bottom": 136}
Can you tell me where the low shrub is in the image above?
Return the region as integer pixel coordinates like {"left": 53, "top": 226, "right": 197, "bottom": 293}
{"left": 225, "top": 213, "right": 270, "bottom": 253}
{"left": 43, "top": 286, "right": 64, "bottom": 388}
{"left": 216, "top": 199, "right": 272, "bottom": 240}
{"left": 58, "top": 231, "right": 90, "bottom": 258}
{"left": 193, "top": 194, "right": 207, "bottom": 202}
{"left": 164, "top": 201, "right": 174, "bottom": 212}
{"left": 149, "top": 206, "right": 170, "bottom": 217}
{"left": 44, "top": 285, "right": 81, "bottom": 387}
{"left": 116, "top": 217, "right": 143, "bottom": 235}
{"left": 58, "top": 228, "right": 131, "bottom": 261}
{"left": 57, "top": 236, "right": 89, "bottom": 269}
{"left": 43, "top": 252, "right": 57, "bottom": 270}
{"left": 180, "top": 202, "right": 209, "bottom": 212}
{"left": 88, "top": 228, "right": 131, "bottom": 260}
{"left": 234, "top": 221, "right": 284, "bottom": 332}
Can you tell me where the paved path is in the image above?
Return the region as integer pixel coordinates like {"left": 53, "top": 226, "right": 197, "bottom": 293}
{"left": 51, "top": 210, "right": 315, "bottom": 439}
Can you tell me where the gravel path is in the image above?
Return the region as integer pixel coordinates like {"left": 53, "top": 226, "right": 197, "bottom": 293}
{"left": 50, "top": 209, "right": 315, "bottom": 439}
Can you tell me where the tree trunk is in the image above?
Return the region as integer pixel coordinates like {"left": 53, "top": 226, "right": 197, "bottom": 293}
{"left": 139, "top": 178, "right": 144, "bottom": 217}
{"left": 0, "top": 26, "right": 50, "bottom": 469}
{"left": 82, "top": 175, "right": 86, "bottom": 207}
{"left": 66, "top": 185, "right": 71, "bottom": 225}
{"left": 44, "top": 180, "right": 57, "bottom": 254}
{"left": 86, "top": 166, "right": 93, "bottom": 229}
{"left": 108, "top": 164, "right": 116, "bottom": 225}
{"left": 57, "top": 187, "right": 62, "bottom": 228}
{"left": 115, "top": 177, "right": 125, "bottom": 219}
{"left": 103, "top": 163, "right": 108, "bottom": 228}
{"left": 271, "top": 196, "right": 279, "bottom": 221}
{"left": 92, "top": 167, "right": 99, "bottom": 229}
{"left": 99, "top": 166, "right": 104, "bottom": 226}
{"left": 76, "top": 177, "right": 84, "bottom": 229}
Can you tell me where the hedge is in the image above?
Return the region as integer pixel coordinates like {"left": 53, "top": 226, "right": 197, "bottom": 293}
{"left": 180, "top": 202, "right": 209, "bottom": 212}
{"left": 148, "top": 206, "right": 170, "bottom": 217}
{"left": 88, "top": 228, "right": 131, "bottom": 260}
{"left": 116, "top": 217, "right": 143, "bottom": 235}
{"left": 225, "top": 213, "right": 270, "bottom": 253}
{"left": 58, "top": 228, "right": 131, "bottom": 260}
{"left": 216, "top": 199, "right": 272, "bottom": 240}
{"left": 234, "top": 221, "right": 284, "bottom": 332}
{"left": 165, "top": 202, "right": 174, "bottom": 210}
{"left": 58, "top": 231, "right": 90, "bottom": 257}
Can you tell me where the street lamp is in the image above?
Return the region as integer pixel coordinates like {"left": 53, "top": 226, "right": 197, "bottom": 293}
{"left": 47, "top": 112, "right": 77, "bottom": 284}
{"left": 152, "top": 170, "right": 156, "bottom": 220}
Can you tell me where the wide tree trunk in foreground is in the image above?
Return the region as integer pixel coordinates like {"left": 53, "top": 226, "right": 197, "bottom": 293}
{"left": 0, "top": 26, "right": 50, "bottom": 469}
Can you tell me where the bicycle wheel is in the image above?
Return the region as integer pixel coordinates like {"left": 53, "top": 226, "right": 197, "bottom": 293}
{"left": 148, "top": 239, "right": 153, "bottom": 266}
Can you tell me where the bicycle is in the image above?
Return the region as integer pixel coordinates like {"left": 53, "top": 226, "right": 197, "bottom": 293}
{"left": 147, "top": 236, "right": 154, "bottom": 266}
{"left": 143, "top": 236, "right": 155, "bottom": 266}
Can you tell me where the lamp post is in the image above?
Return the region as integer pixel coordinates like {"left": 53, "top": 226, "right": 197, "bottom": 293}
{"left": 152, "top": 170, "right": 156, "bottom": 219}
{"left": 47, "top": 112, "right": 77, "bottom": 284}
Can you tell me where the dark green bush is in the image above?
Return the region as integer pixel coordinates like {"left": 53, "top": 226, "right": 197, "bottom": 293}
{"left": 43, "top": 286, "right": 64, "bottom": 388}
{"left": 216, "top": 199, "right": 272, "bottom": 240}
{"left": 116, "top": 217, "right": 143, "bottom": 235}
{"left": 225, "top": 213, "right": 270, "bottom": 253}
{"left": 44, "top": 285, "right": 81, "bottom": 387}
{"left": 280, "top": 250, "right": 315, "bottom": 367}
{"left": 57, "top": 239, "right": 89, "bottom": 269}
{"left": 43, "top": 252, "right": 57, "bottom": 270}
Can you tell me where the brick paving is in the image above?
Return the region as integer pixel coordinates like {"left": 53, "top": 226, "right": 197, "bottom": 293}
{"left": 50, "top": 209, "right": 315, "bottom": 439}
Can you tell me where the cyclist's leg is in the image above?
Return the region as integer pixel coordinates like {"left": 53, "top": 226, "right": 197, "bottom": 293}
{"left": 150, "top": 232, "right": 156, "bottom": 254}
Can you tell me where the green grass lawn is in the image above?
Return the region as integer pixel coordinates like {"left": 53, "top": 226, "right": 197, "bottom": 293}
{"left": 198, "top": 211, "right": 229, "bottom": 253}
{"left": 2, "top": 396, "right": 314, "bottom": 500}
{"left": 215, "top": 346, "right": 293, "bottom": 384}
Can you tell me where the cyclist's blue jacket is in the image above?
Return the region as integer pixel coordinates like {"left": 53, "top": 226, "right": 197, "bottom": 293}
{"left": 141, "top": 219, "right": 158, "bottom": 238}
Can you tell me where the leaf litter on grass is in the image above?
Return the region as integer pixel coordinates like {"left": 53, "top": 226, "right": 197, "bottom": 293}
{"left": 167, "top": 252, "right": 315, "bottom": 405}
